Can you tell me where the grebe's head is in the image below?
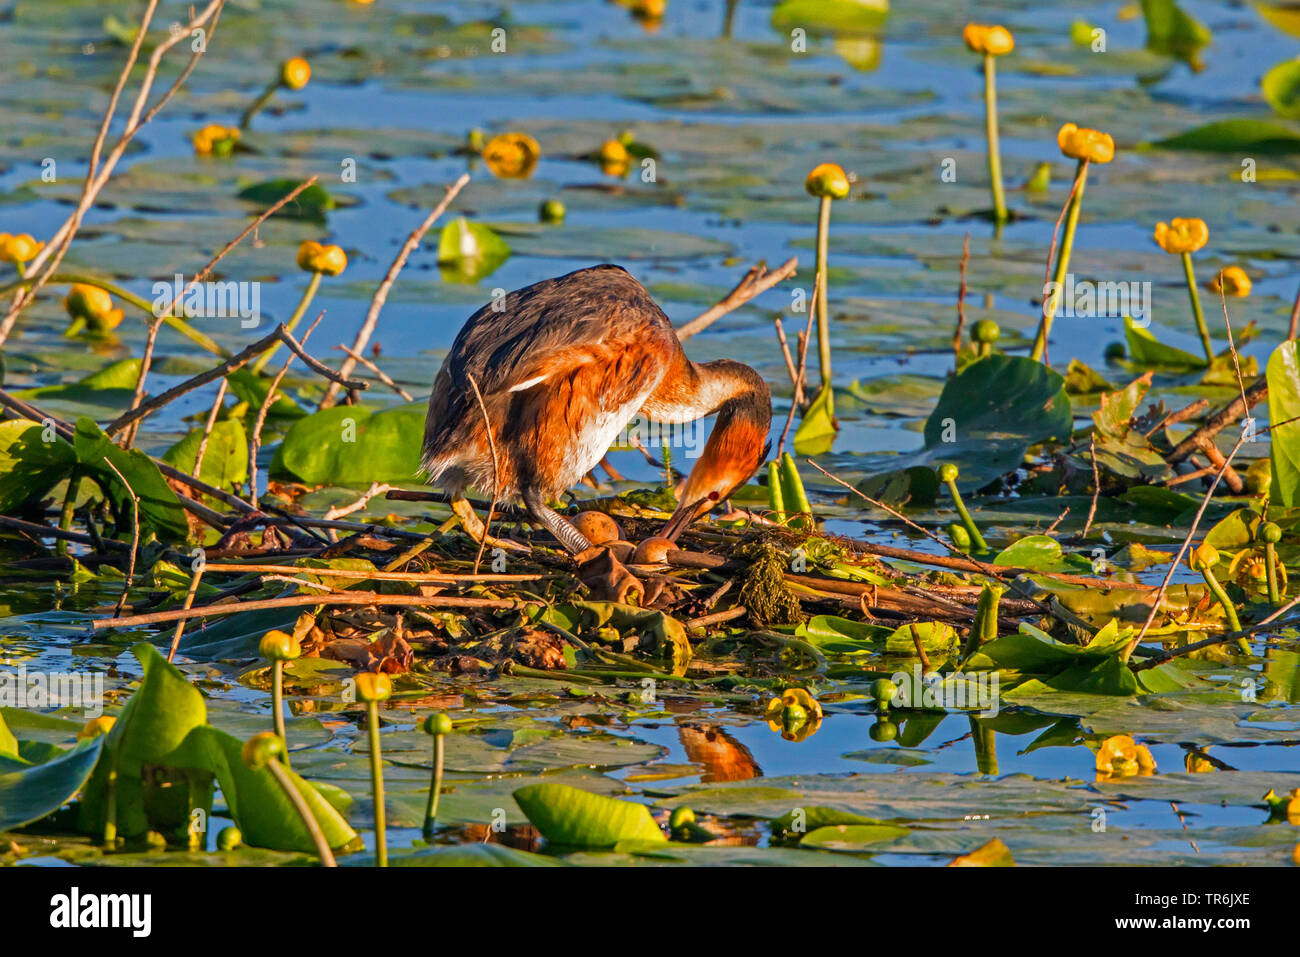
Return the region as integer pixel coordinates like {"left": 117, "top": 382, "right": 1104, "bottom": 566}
{"left": 660, "top": 381, "right": 771, "bottom": 542}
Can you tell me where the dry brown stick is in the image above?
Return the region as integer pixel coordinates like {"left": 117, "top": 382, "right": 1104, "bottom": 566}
{"left": 1080, "top": 433, "right": 1101, "bottom": 539}
{"left": 0, "top": 514, "right": 126, "bottom": 550}
{"left": 0, "top": 0, "right": 160, "bottom": 343}
{"left": 1166, "top": 377, "right": 1267, "bottom": 463}
{"left": 122, "top": 176, "right": 323, "bottom": 446}
{"left": 322, "top": 482, "right": 393, "bottom": 525}
{"left": 774, "top": 317, "right": 799, "bottom": 391}
{"left": 320, "top": 172, "right": 471, "bottom": 409}
{"left": 805, "top": 459, "right": 1006, "bottom": 580}
{"left": 250, "top": 312, "right": 325, "bottom": 508}
{"left": 101, "top": 458, "right": 140, "bottom": 619}
{"left": 776, "top": 278, "right": 818, "bottom": 458}
{"left": 1123, "top": 434, "right": 1248, "bottom": 661}
{"left": 687, "top": 606, "right": 747, "bottom": 630}
{"left": 952, "top": 231, "right": 970, "bottom": 363}
{"left": 465, "top": 372, "right": 499, "bottom": 575}
{"left": 909, "top": 623, "right": 933, "bottom": 674}
{"left": 676, "top": 257, "right": 798, "bottom": 340}
{"left": 192, "top": 378, "right": 229, "bottom": 479}
{"left": 167, "top": 566, "right": 205, "bottom": 663}
{"left": 1144, "top": 398, "right": 1209, "bottom": 439}
{"left": 93, "top": 591, "right": 519, "bottom": 630}
{"left": 334, "top": 346, "right": 414, "bottom": 402}
{"left": 0, "top": 1, "right": 226, "bottom": 348}
{"left": 202, "top": 562, "right": 550, "bottom": 583}
{"left": 107, "top": 323, "right": 366, "bottom": 437}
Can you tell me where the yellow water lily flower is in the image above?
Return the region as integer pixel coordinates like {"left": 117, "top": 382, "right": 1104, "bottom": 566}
{"left": 0, "top": 232, "right": 45, "bottom": 265}
{"left": 482, "top": 132, "right": 541, "bottom": 179}
{"left": 296, "top": 240, "right": 347, "bottom": 276}
{"left": 280, "top": 56, "right": 311, "bottom": 90}
{"left": 1056, "top": 122, "right": 1115, "bottom": 164}
{"left": 597, "top": 138, "right": 630, "bottom": 177}
{"left": 1095, "top": 733, "right": 1157, "bottom": 779}
{"left": 805, "top": 162, "right": 851, "bottom": 200}
{"left": 192, "top": 123, "right": 240, "bottom": 157}
{"left": 1209, "top": 265, "right": 1251, "bottom": 297}
{"left": 355, "top": 671, "right": 392, "bottom": 702}
{"left": 1154, "top": 217, "right": 1209, "bottom": 255}
{"left": 64, "top": 283, "right": 125, "bottom": 332}
{"left": 764, "top": 687, "right": 823, "bottom": 742}
{"left": 963, "top": 23, "right": 1014, "bottom": 56}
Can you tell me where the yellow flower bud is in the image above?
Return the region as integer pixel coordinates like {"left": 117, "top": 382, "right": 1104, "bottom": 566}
{"left": 963, "top": 23, "right": 1015, "bottom": 56}
{"left": 192, "top": 124, "right": 240, "bottom": 157}
{"left": 1056, "top": 122, "right": 1115, "bottom": 164}
{"left": 805, "top": 162, "right": 851, "bottom": 199}
{"left": 259, "top": 628, "right": 302, "bottom": 661}
{"left": 1190, "top": 541, "right": 1219, "bottom": 571}
{"left": 78, "top": 715, "right": 116, "bottom": 740}
{"left": 1209, "top": 265, "right": 1250, "bottom": 297}
{"left": 482, "top": 132, "right": 541, "bottom": 179}
{"left": 1153, "top": 217, "right": 1209, "bottom": 256}
{"left": 355, "top": 671, "right": 392, "bottom": 703}
{"left": 296, "top": 240, "right": 348, "bottom": 276}
{"left": 280, "top": 56, "right": 311, "bottom": 91}
{"left": 0, "top": 232, "right": 45, "bottom": 264}
{"left": 63, "top": 283, "right": 125, "bottom": 332}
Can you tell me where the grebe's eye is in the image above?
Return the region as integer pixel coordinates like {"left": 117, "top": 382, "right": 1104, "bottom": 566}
{"left": 708, "top": 491, "right": 720, "bottom": 501}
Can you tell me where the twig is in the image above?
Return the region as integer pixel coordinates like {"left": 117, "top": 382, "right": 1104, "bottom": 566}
{"left": 1123, "top": 435, "right": 1248, "bottom": 661}
{"left": 192, "top": 378, "right": 229, "bottom": 479}
{"left": 774, "top": 317, "right": 799, "bottom": 391}
{"left": 909, "top": 623, "right": 932, "bottom": 674}
{"left": 101, "top": 458, "right": 140, "bottom": 619}
{"left": 1166, "top": 378, "right": 1266, "bottom": 464}
{"left": 1080, "top": 434, "right": 1101, "bottom": 539}
{"left": 776, "top": 278, "right": 818, "bottom": 458}
{"left": 250, "top": 313, "right": 325, "bottom": 508}
{"left": 676, "top": 257, "right": 798, "bottom": 340}
{"left": 322, "top": 482, "right": 394, "bottom": 523}
{"left": 334, "top": 346, "right": 413, "bottom": 402}
{"left": 93, "top": 592, "right": 519, "bottom": 630}
{"left": 320, "top": 173, "right": 471, "bottom": 409}
{"left": 167, "top": 566, "right": 205, "bottom": 663}
{"left": 952, "top": 231, "right": 970, "bottom": 363}
{"left": 465, "top": 372, "right": 499, "bottom": 575}
{"left": 202, "top": 562, "right": 550, "bottom": 583}
{"left": 0, "top": 0, "right": 227, "bottom": 348}
{"left": 107, "top": 323, "right": 366, "bottom": 437}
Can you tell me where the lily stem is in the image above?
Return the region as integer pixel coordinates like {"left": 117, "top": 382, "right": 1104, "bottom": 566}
{"left": 983, "top": 53, "right": 1008, "bottom": 225}
{"left": 265, "top": 758, "right": 337, "bottom": 866}
{"left": 1181, "top": 251, "right": 1214, "bottom": 366}
{"left": 814, "top": 194, "right": 832, "bottom": 394}
{"left": 271, "top": 660, "right": 290, "bottom": 770}
{"left": 1029, "top": 158, "right": 1089, "bottom": 363}
{"left": 367, "top": 699, "right": 388, "bottom": 867}
{"left": 421, "top": 733, "right": 446, "bottom": 840}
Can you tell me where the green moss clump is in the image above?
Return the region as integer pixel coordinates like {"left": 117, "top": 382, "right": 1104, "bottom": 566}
{"left": 736, "top": 542, "right": 803, "bottom": 627}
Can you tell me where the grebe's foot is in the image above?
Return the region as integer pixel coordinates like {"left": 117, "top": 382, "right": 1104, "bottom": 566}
{"left": 450, "top": 494, "right": 529, "bottom": 552}
{"left": 575, "top": 546, "right": 645, "bottom": 605}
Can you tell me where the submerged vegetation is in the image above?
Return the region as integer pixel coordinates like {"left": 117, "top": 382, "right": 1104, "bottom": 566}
{"left": 1, "top": 0, "right": 1300, "bottom": 869}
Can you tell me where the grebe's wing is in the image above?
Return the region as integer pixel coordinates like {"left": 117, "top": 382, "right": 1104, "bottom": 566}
{"left": 439, "top": 264, "right": 674, "bottom": 401}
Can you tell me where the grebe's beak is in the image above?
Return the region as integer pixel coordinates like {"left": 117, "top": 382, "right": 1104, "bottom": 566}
{"left": 660, "top": 493, "right": 716, "bottom": 543}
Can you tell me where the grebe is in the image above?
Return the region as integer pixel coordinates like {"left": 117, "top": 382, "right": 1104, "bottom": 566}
{"left": 421, "top": 265, "right": 771, "bottom": 584}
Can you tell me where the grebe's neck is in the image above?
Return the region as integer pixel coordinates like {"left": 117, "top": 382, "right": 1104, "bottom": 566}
{"left": 659, "top": 358, "right": 772, "bottom": 540}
